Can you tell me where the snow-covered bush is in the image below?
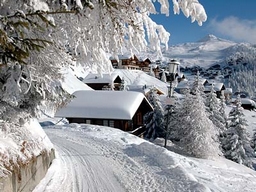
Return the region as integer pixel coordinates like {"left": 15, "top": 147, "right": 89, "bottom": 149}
{"left": 222, "top": 95, "right": 254, "bottom": 169}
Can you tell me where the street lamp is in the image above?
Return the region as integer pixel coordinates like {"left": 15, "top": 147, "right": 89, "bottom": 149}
{"left": 168, "top": 59, "right": 180, "bottom": 97}
{"left": 164, "top": 59, "right": 180, "bottom": 148}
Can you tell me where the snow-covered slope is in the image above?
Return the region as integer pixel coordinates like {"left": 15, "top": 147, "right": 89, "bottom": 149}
{"left": 163, "top": 34, "right": 236, "bottom": 68}
{"left": 136, "top": 34, "right": 256, "bottom": 70}
{"left": 34, "top": 124, "right": 256, "bottom": 192}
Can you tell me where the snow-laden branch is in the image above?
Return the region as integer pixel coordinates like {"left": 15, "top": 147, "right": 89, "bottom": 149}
{"left": 172, "top": 0, "right": 207, "bottom": 26}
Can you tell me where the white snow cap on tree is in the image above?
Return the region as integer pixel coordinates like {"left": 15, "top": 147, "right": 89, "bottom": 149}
{"left": 172, "top": 0, "right": 207, "bottom": 26}
{"left": 0, "top": 0, "right": 208, "bottom": 121}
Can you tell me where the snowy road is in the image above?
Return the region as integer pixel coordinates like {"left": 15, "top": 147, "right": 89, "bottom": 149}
{"left": 33, "top": 126, "right": 208, "bottom": 192}
{"left": 33, "top": 128, "right": 126, "bottom": 192}
{"left": 33, "top": 125, "right": 256, "bottom": 192}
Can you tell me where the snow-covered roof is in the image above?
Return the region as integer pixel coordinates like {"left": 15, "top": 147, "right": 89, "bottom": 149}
{"left": 241, "top": 99, "right": 256, "bottom": 106}
{"left": 55, "top": 90, "right": 153, "bottom": 120}
{"left": 176, "top": 80, "right": 190, "bottom": 89}
{"left": 231, "top": 98, "right": 256, "bottom": 106}
{"left": 83, "top": 73, "right": 120, "bottom": 84}
{"left": 177, "top": 72, "right": 185, "bottom": 78}
{"left": 128, "top": 85, "right": 165, "bottom": 95}
{"left": 224, "top": 88, "right": 232, "bottom": 94}
{"left": 113, "top": 69, "right": 168, "bottom": 94}
{"left": 200, "top": 78, "right": 208, "bottom": 85}
{"left": 213, "top": 83, "right": 224, "bottom": 91}
{"left": 204, "top": 83, "right": 224, "bottom": 92}
{"left": 60, "top": 68, "right": 93, "bottom": 94}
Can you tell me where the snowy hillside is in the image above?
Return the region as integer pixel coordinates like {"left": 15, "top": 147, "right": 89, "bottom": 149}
{"left": 164, "top": 34, "right": 236, "bottom": 68}
{"left": 136, "top": 34, "right": 256, "bottom": 70}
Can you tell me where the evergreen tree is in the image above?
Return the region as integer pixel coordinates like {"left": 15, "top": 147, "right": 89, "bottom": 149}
{"left": 178, "top": 91, "right": 221, "bottom": 159}
{"left": 119, "top": 78, "right": 126, "bottom": 91}
{"left": 205, "top": 85, "right": 227, "bottom": 137}
{"left": 191, "top": 71, "right": 205, "bottom": 96}
{"left": 161, "top": 70, "right": 167, "bottom": 83}
{"left": 251, "top": 129, "right": 256, "bottom": 154}
{"left": 222, "top": 95, "right": 254, "bottom": 169}
{"left": 144, "top": 87, "right": 165, "bottom": 140}
{"left": 219, "top": 91, "right": 228, "bottom": 127}
{"left": 164, "top": 101, "right": 180, "bottom": 142}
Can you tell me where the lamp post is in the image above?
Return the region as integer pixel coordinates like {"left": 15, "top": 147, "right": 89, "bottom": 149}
{"left": 164, "top": 59, "right": 180, "bottom": 148}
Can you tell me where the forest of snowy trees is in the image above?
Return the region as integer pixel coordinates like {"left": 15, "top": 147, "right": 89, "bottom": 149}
{"left": 225, "top": 47, "right": 256, "bottom": 98}
{"left": 144, "top": 72, "right": 256, "bottom": 169}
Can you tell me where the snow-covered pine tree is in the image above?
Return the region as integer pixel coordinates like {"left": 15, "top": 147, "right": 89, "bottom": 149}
{"left": 205, "top": 84, "right": 227, "bottom": 137}
{"left": 119, "top": 78, "right": 126, "bottom": 91}
{"left": 161, "top": 70, "right": 167, "bottom": 83}
{"left": 220, "top": 91, "right": 228, "bottom": 127}
{"left": 226, "top": 50, "right": 256, "bottom": 98}
{"left": 144, "top": 87, "right": 165, "bottom": 140}
{"left": 178, "top": 89, "right": 221, "bottom": 159}
{"left": 164, "top": 101, "right": 180, "bottom": 142}
{"left": 222, "top": 95, "right": 254, "bottom": 169}
{"left": 250, "top": 129, "right": 256, "bottom": 154}
{"left": 190, "top": 71, "right": 205, "bottom": 96}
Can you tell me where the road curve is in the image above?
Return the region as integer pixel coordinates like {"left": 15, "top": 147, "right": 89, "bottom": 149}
{"left": 33, "top": 127, "right": 207, "bottom": 192}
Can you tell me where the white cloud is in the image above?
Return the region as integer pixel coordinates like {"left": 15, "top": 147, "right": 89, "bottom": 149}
{"left": 209, "top": 16, "right": 256, "bottom": 43}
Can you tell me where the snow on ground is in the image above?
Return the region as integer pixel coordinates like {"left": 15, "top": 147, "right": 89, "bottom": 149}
{"left": 0, "top": 119, "right": 53, "bottom": 177}
{"left": 33, "top": 123, "right": 256, "bottom": 192}
{"left": 243, "top": 109, "right": 256, "bottom": 136}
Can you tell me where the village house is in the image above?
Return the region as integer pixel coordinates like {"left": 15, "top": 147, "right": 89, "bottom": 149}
{"left": 175, "top": 79, "right": 227, "bottom": 99}
{"left": 127, "top": 85, "right": 165, "bottom": 97}
{"left": 204, "top": 83, "right": 226, "bottom": 98}
{"left": 55, "top": 90, "right": 153, "bottom": 132}
{"left": 82, "top": 73, "right": 122, "bottom": 90}
{"left": 110, "top": 54, "right": 158, "bottom": 75}
{"left": 232, "top": 91, "right": 256, "bottom": 110}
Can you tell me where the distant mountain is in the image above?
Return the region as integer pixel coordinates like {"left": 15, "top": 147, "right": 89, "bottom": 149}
{"left": 161, "top": 34, "right": 234, "bottom": 68}
{"left": 197, "top": 34, "right": 230, "bottom": 43}
{"left": 160, "top": 34, "right": 256, "bottom": 69}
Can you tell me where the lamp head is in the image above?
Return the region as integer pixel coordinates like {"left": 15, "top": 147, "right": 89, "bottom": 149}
{"left": 168, "top": 59, "right": 180, "bottom": 74}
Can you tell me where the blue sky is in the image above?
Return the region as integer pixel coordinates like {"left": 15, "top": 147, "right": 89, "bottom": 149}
{"left": 150, "top": 0, "right": 256, "bottom": 45}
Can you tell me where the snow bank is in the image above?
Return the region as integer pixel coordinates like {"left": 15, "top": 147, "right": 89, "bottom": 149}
{"left": 0, "top": 118, "right": 53, "bottom": 177}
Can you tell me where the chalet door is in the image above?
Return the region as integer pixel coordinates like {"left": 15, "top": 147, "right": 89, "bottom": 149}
{"left": 136, "top": 112, "right": 143, "bottom": 125}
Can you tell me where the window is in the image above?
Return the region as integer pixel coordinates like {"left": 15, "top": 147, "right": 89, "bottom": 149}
{"left": 103, "top": 120, "right": 108, "bottom": 126}
{"left": 109, "top": 120, "right": 114, "bottom": 127}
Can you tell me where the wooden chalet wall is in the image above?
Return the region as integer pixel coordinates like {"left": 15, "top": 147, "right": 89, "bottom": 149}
{"left": 66, "top": 98, "right": 153, "bottom": 132}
